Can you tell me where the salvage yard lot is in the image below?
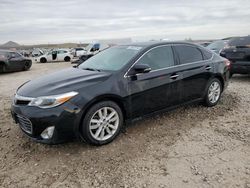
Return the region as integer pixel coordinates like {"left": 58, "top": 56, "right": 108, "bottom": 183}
{"left": 0, "top": 62, "right": 249, "bottom": 187}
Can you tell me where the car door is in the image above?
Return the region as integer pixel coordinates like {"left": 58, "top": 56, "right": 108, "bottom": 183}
{"left": 125, "top": 45, "right": 182, "bottom": 117}
{"left": 8, "top": 52, "right": 25, "bottom": 70}
{"left": 173, "top": 44, "right": 214, "bottom": 103}
{"left": 57, "top": 50, "right": 66, "bottom": 61}
{"left": 46, "top": 51, "right": 53, "bottom": 62}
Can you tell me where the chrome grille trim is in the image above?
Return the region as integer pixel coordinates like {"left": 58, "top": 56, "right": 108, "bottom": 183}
{"left": 16, "top": 114, "right": 33, "bottom": 134}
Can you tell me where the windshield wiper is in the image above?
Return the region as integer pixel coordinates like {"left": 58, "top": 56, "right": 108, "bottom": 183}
{"left": 83, "top": 68, "right": 101, "bottom": 72}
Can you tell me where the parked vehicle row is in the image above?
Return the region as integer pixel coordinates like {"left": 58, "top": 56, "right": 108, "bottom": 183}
{"left": 11, "top": 41, "right": 230, "bottom": 145}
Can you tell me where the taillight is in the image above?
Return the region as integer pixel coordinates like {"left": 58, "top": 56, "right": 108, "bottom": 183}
{"left": 224, "top": 59, "right": 231, "bottom": 69}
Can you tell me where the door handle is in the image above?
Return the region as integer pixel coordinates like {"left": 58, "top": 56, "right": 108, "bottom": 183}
{"left": 205, "top": 66, "right": 211, "bottom": 70}
{"left": 170, "top": 74, "right": 179, "bottom": 79}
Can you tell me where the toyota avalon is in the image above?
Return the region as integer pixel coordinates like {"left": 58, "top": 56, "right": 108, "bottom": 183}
{"left": 11, "top": 42, "right": 230, "bottom": 145}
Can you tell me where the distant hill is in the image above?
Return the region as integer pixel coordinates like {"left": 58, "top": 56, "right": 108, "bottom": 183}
{"left": 1, "top": 41, "right": 20, "bottom": 48}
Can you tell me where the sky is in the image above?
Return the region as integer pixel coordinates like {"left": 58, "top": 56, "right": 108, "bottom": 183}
{"left": 0, "top": 0, "right": 250, "bottom": 45}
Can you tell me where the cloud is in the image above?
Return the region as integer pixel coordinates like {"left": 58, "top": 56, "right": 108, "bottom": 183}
{"left": 0, "top": 0, "right": 250, "bottom": 44}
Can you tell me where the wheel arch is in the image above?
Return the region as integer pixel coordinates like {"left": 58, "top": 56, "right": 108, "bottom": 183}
{"left": 77, "top": 94, "right": 127, "bottom": 132}
{"left": 64, "top": 56, "right": 71, "bottom": 61}
{"left": 213, "top": 74, "right": 225, "bottom": 91}
{"left": 40, "top": 57, "right": 47, "bottom": 63}
{"left": 0, "top": 61, "right": 7, "bottom": 71}
{"left": 0, "top": 61, "right": 6, "bottom": 66}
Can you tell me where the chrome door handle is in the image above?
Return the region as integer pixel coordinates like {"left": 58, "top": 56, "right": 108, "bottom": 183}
{"left": 205, "top": 66, "right": 211, "bottom": 70}
{"left": 170, "top": 74, "right": 179, "bottom": 79}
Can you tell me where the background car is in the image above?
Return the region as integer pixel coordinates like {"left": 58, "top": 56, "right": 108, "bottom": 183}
{"left": 206, "top": 39, "right": 229, "bottom": 54}
{"left": 220, "top": 35, "right": 250, "bottom": 76}
{"left": 11, "top": 42, "right": 230, "bottom": 145}
{"left": 0, "top": 50, "right": 32, "bottom": 73}
{"left": 35, "top": 49, "right": 73, "bottom": 63}
{"left": 31, "top": 48, "right": 44, "bottom": 57}
{"left": 71, "top": 43, "right": 110, "bottom": 65}
{"left": 70, "top": 47, "right": 86, "bottom": 57}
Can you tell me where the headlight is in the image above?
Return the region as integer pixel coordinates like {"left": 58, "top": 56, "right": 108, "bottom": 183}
{"left": 28, "top": 91, "right": 78, "bottom": 108}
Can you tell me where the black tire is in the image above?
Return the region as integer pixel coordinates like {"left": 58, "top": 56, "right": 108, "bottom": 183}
{"left": 229, "top": 72, "right": 233, "bottom": 78}
{"left": 0, "top": 63, "right": 6, "bottom": 72}
{"left": 23, "top": 61, "right": 32, "bottom": 71}
{"left": 203, "top": 78, "right": 222, "bottom": 107}
{"left": 64, "top": 56, "right": 71, "bottom": 62}
{"left": 80, "top": 101, "right": 124, "bottom": 146}
{"left": 40, "top": 58, "right": 47, "bottom": 63}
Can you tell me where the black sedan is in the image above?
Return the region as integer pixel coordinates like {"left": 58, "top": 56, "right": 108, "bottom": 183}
{"left": 11, "top": 42, "right": 230, "bottom": 145}
{"left": 0, "top": 50, "right": 32, "bottom": 73}
{"left": 220, "top": 35, "right": 250, "bottom": 76}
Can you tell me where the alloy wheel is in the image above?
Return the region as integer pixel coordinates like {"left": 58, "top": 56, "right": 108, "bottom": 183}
{"left": 208, "top": 81, "right": 221, "bottom": 104}
{"left": 89, "top": 107, "right": 119, "bottom": 141}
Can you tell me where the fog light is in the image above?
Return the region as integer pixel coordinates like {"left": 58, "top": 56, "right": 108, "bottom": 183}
{"left": 41, "top": 126, "right": 55, "bottom": 139}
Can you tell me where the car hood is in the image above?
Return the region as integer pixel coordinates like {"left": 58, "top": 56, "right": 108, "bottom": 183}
{"left": 17, "top": 67, "right": 111, "bottom": 97}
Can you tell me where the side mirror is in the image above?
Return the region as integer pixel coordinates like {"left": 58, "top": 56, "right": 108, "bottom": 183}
{"left": 133, "top": 64, "right": 151, "bottom": 74}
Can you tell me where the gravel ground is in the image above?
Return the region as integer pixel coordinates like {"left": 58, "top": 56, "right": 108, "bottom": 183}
{"left": 0, "top": 62, "right": 249, "bottom": 188}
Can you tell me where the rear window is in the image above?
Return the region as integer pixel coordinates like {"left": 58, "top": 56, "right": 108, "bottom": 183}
{"left": 229, "top": 36, "right": 250, "bottom": 46}
{"left": 174, "top": 45, "right": 203, "bottom": 64}
{"left": 202, "top": 49, "right": 213, "bottom": 60}
{"left": 207, "top": 40, "right": 228, "bottom": 50}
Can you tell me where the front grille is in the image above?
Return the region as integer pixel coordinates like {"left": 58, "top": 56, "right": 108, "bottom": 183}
{"left": 16, "top": 114, "right": 33, "bottom": 134}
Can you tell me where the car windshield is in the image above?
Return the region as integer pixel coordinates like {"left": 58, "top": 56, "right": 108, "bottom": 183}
{"left": 79, "top": 46, "right": 143, "bottom": 71}
{"left": 207, "top": 40, "right": 227, "bottom": 50}
{"left": 229, "top": 36, "right": 250, "bottom": 46}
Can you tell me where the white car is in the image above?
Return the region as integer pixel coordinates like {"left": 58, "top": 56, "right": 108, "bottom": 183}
{"left": 35, "top": 49, "right": 73, "bottom": 63}
{"left": 71, "top": 47, "right": 86, "bottom": 57}
{"left": 82, "top": 43, "right": 110, "bottom": 56}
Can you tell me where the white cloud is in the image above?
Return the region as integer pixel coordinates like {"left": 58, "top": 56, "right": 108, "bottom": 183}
{"left": 0, "top": 0, "right": 250, "bottom": 44}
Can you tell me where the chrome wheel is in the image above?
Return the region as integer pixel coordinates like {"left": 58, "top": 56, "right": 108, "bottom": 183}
{"left": 89, "top": 107, "right": 119, "bottom": 141}
{"left": 208, "top": 81, "right": 221, "bottom": 104}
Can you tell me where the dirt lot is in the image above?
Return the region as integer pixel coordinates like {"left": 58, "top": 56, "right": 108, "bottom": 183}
{"left": 0, "top": 62, "right": 249, "bottom": 188}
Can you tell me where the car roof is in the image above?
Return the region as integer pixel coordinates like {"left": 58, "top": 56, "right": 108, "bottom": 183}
{"left": 121, "top": 41, "right": 200, "bottom": 48}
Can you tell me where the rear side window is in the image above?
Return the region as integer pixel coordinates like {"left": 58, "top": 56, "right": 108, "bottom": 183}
{"left": 174, "top": 45, "right": 203, "bottom": 64}
{"left": 229, "top": 36, "right": 250, "bottom": 46}
{"left": 202, "top": 49, "right": 213, "bottom": 60}
{"left": 58, "top": 50, "right": 66, "bottom": 54}
{"left": 137, "top": 46, "right": 175, "bottom": 70}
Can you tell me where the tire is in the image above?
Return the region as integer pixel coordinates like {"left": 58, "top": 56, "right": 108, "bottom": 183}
{"left": 0, "top": 63, "right": 6, "bottom": 72}
{"left": 23, "top": 61, "right": 32, "bottom": 71}
{"left": 203, "top": 78, "right": 222, "bottom": 107}
{"left": 64, "top": 56, "right": 71, "bottom": 62}
{"left": 80, "top": 101, "right": 124, "bottom": 146}
{"left": 40, "top": 58, "right": 47, "bottom": 63}
{"left": 229, "top": 73, "right": 233, "bottom": 78}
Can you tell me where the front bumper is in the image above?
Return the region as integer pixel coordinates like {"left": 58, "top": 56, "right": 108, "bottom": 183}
{"left": 230, "top": 61, "right": 250, "bottom": 74}
{"left": 11, "top": 101, "right": 82, "bottom": 144}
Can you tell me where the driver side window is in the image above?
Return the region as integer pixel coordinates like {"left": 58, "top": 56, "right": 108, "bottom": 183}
{"left": 137, "top": 46, "right": 175, "bottom": 70}
{"left": 9, "top": 52, "right": 21, "bottom": 58}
